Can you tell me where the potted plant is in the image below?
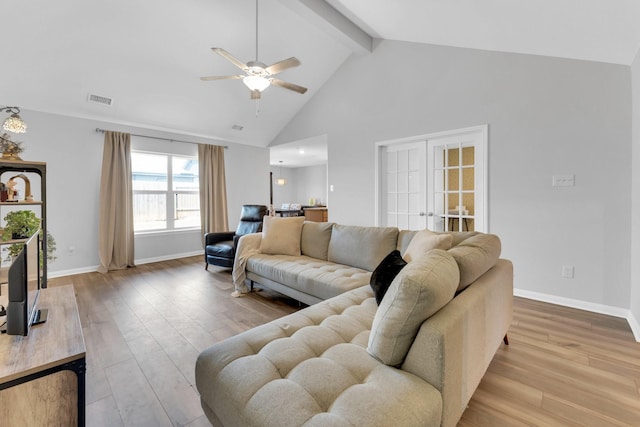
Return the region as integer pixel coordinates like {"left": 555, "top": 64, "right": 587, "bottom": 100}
{"left": 2, "top": 210, "right": 40, "bottom": 240}
{"left": 2, "top": 210, "right": 57, "bottom": 263}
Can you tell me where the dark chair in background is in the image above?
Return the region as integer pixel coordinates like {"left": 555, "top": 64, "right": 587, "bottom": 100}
{"left": 204, "top": 204, "right": 268, "bottom": 269}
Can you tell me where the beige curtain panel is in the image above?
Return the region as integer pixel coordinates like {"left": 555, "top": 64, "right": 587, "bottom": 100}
{"left": 198, "top": 143, "right": 229, "bottom": 238}
{"left": 97, "top": 131, "right": 135, "bottom": 273}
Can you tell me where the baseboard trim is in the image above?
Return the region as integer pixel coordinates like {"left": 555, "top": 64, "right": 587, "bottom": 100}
{"left": 628, "top": 311, "right": 640, "bottom": 342}
{"left": 134, "top": 250, "right": 203, "bottom": 266}
{"left": 49, "top": 266, "right": 100, "bottom": 279}
{"left": 514, "top": 288, "right": 639, "bottom": 342}
{"left": 48, "top": 251, "right": 204, "bottom": 279}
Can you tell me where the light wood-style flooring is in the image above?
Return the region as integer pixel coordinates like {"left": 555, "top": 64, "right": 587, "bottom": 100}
{"left": 46, "top": 256, "right": 640, "bottom": 427}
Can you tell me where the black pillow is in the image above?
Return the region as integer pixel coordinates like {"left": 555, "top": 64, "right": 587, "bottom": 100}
{"left": 370, "top": 250, "right": 407, "bottom": 305}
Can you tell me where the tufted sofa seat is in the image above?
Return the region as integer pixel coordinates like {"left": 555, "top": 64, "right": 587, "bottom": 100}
{"left": 246, "top": 254, "right": 372, "bottom": 302}
{"left": 196, "top": 286, "right": 443, "bottom": 427}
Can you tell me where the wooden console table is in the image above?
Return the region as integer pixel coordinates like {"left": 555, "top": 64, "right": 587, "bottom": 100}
{"left": 303, "top": 207, "right": 328, "bottom": 222}
{"left": 0, "top": 285, "right": 86, "bottom": 426}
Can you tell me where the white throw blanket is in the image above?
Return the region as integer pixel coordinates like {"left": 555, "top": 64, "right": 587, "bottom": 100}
{"left": 232, "top": 233, "right": 262, "bottom": 295}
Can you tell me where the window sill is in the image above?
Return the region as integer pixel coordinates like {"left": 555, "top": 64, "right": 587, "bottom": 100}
{"left": 134, "top": 227, "right": 201, "bottom": 237}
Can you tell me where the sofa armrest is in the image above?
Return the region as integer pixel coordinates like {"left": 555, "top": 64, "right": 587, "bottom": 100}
{"left": 401, "top": 259, "right": 513, "bottom": 427}
{"left": 204, "top": 231, "right": 235, "bottom": 246}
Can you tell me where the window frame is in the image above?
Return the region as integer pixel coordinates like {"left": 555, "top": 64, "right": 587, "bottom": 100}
{"left": 131, "top": 149, "right": 200, "bottom": 234}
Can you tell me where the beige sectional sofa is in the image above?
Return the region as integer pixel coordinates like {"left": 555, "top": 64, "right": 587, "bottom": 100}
{"left": 196, "top": 219, "right": 513, "bottom": 427}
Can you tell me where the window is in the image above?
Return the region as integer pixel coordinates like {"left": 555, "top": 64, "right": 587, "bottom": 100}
{"left": 131, "top": 151, "right": 200, "bottom": 232}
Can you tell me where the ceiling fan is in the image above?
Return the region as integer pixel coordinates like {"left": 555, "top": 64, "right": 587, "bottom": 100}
{"left": 200, "top": 0, "right": 308, "bottom": 100}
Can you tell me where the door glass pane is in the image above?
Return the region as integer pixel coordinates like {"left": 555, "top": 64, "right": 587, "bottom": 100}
{"left": 448, "top": 147, "right": 460, "bottom": 167}
{"left": 462, "top": 146, "right": 475, "bottom": 166}
{"left": 408, "top": 214, "right": 422, "bottom": 230}
{"left": 397, "top": 150, "right": 408, "bottom": 171}
{"left": 408, "top": 170, "right": 419, "bottom": 192}
{"left": 398, "top": 193, "right": 409, "bottom": 213}
{"left": 387, "top": 214, "right": 397, "bottom": 227}
{"left": 387, "top": 151, "right": 397, "bottom": 172}
{"left": 388, "top": 194, "right": 397, "bottom": 212}
{"left": 434, "top": 146, "right": 445, "bottom": 168}
{"left": 397, "top": 214, "right": 409, "bottom": 230}
{"left": 448, "top": 169, "right": 460, "bottom": 191}
{"left": 387, "top": 173, "right": 397, "bottom": 192}
{"left": 463, "top": 193, "right": 475, "bottom": 215}
{"left": 398, "top": 172, "right": 409, "bottom": 193}
{"left": 462, "top": 167, "right": 474, "bottom": 191}
{"left": 408, "top": 148, "right": 419, "bottom": 170}
{"left": 433, "top": 169, "right": 444, "bottom": 197}
{"left": 408, "top": 193, "right": 419, "bottom": 212}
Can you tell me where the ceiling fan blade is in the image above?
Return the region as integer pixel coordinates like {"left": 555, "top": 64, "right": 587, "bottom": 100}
{"left": 265, "top": 57, "right": 301, "bottom": 75}
{"left": 211, "top": 48, "right": 248, "bottom": 70}
{"left": 200, "top": 75, "right": 243, "bottom": 81}
{"left": 250, "top": 90, "right": 261, "bottom": 100}
{"left": 271, "top": 78, "right": 308, "bottom": 94}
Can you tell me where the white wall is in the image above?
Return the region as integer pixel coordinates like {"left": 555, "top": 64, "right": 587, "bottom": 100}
{"left": 270, "top": 167, "right": 296, "bottom": 208}
{"left": 270, "top": 165, "right": 327, "bottom": 208}
{"left": 294, "top": 165, "right": 327, "bottom": 206}
{"left": 15, "top": 110, "right": 269, "bottom": 276}
{"left": 274, "top": 40, "right": 632, "bottom": 313}
{"left": 630, "top": 49, "right": 640, "bottom": 340}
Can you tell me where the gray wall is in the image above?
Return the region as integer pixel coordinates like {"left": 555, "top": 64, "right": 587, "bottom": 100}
{"left": 631, "top": 49, "right": 640, "bottom": 338}
{"left": 16, "top": 110, "right": 269, "bottom": 276}
{"left": 274, "top": 40, "right": 632, "bottom": 313}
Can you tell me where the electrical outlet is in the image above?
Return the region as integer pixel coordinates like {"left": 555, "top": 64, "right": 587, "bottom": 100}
{"left": 561, "top": 265, "right": 574, "bottom": 279}
{"left": 552, "top": 174, "right": 575, "bottom": 187}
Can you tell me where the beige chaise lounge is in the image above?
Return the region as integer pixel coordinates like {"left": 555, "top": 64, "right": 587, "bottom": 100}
{"left": 196, "top": 219, "right": 513, "bottom": 427}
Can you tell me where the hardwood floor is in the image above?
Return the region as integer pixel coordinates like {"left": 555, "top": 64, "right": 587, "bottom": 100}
{"left": 47, "top": 256, "right": 640, "bottom": 427}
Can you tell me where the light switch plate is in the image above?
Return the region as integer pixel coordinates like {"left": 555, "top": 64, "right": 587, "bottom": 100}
{"left": 562, "top": 265, "right": 574, "bottom": 279}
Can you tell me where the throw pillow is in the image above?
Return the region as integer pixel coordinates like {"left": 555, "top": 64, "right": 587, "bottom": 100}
{"left": 367, "top": 249, "right": 459, "bottom": 366}
{"left": 300, "top": 221, "right": 333, "bottom": 260}
{"left": 369, "top": 250, "right": 407, "bottom": 305}
{"left": 259, "top": 216, "right": 305, "bottom": 256}
{"left": 403, "top": 229, "right": 453, "bottom": 262}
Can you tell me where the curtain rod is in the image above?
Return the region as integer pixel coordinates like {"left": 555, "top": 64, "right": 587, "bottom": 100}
{"left": 95, "top": 128, "right": 228, "bottom": 148}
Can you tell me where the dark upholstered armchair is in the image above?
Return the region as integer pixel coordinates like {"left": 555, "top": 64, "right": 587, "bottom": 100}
{"left": 204, "top": 204, "right": 268, "bottom": 269}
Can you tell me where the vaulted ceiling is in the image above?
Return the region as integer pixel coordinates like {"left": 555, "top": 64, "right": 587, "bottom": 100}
{"left": 2, "top": 0, "right": 639, "bottom": 150}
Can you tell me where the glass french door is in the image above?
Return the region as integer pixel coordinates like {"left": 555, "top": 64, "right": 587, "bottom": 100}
{"left": 381, "top": 142, "right": 427, "bottom": 230}
{"left": 427, "top": 126, "right": 486, "bottom": 232}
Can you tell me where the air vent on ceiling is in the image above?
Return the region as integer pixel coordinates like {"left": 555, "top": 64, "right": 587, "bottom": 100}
{"left": 87, "top": 93, "right": 113, "bottom": 106}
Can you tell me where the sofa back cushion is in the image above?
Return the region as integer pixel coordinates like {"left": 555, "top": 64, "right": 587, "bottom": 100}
{"left": 448, "top": 232, "right": 501, "bottom": 291}
{"left": 300, "top": 221, "right": 333, "bottom": 260}
{"left": 259, "top": 216, "right": 305, "bottom": 256}
{"left": 397, "top": 230, "right": 479, "bottom": 254}
{"left": 403, "top": 229, "right": 453, "bottom": 262}
{"left": 328, "top": 224, "right": 399, "bottom": 272}
{"left": 367, "top": 249, "right": 459, "bottom": 366}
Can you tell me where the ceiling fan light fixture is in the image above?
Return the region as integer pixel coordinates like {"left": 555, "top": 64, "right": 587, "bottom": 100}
{"left": 243, "top": 75, "right": 270, "bottom": 92}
